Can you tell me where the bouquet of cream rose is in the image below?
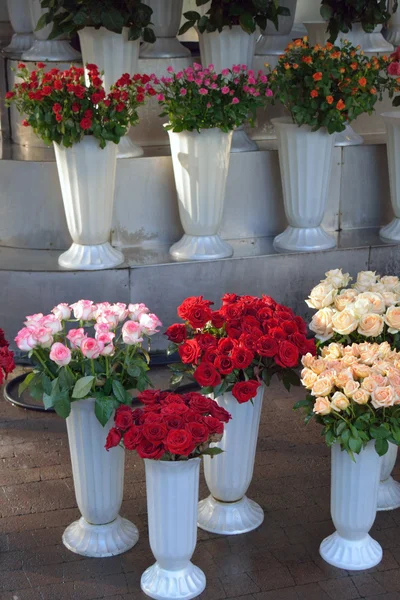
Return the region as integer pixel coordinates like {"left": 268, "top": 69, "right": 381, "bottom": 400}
{"left": 306, "top": 269, "right": 400, "bottom": 348}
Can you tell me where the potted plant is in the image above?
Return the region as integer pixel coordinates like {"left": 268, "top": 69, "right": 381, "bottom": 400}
{"left": 14, "top": 299, "right": 162, "bottom": 557}
{"left": 269, "top": 38, "right": 391, "bottom": 253}
{"left": 166, "top": 293, "right": 315, "bottom": 534}
{"left": 140, "top": 0, "right": 191, "bottom": 58}
{"left": 0, "top": 329, "right": 16, "bottom": 387}
{"left": 296, "top": 340, "right": 400, "bottom": 569}
{"left": 6, "top": 62, "right": 156, "bottom": 270}
{"left": 306, "top": 268, "right": 400, "bottom": 511}
{"left": 106, "top": 390, "right": 231, "bottom": 600}
{"left": 38, "top": 0, "right": 155, "bottom": 157}
{"left": 155, "top": 64, "right": 272, "bottom": 261}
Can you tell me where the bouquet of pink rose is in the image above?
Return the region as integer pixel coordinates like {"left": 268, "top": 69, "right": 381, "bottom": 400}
{"left": 0, "top": 328, "right": 15, "bottom": 386}
{"left": 15, "top": 300, "right": 161, "bottom": 424}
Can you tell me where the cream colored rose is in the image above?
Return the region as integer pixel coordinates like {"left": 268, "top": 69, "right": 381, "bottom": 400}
{"left": 354, "top": 270, "right": 378, "bottom": 292}
{"left": 306, "top": 282, "right": 337, "bottom": 309}
{"left": 342, "top": 354, "right": 359, "bottom": 366}
{"left": 334, "top": 289, "right": 358, "bottom": 311}
{"left": 321, "top": 369, "right": 336, "bottom": 383}
{"left": 394, "top": 388, "right": 400, "bottom": 405}
{"left": 352, "top": 388, "right": 370, "bottom": 405}
{"left": 377, "top": 341, "right": 392, "bottom": 359}
{"left": 359, "top": 349, "right": 378, "bottom": 365}
{"left": 352, "top": 363, "right": 371, "bottom": 379}
{"left": 301, "top": 353, "right": 315, "bottom": 368}
{"left": 301, "top": 368, "right": 318, "bottom": 389}
{"left": 331, "top": 391, "right": 350, "bottom": 411}
{"left": 324, "top": 269, "right": 351, "bottom": 289}
{"left": 381, "top": 292, "right": 398, "bottom": 307}
{"left": 311, "top": 376, "right": 333, "bottom": 397}
{"left": 310, "top": 358, "right": 326, "bottom": 375}
{"left": 388, "top": 371, "right": 400, "bottom": 387}
{"left": 381, "top": 275, "right": 400, "bottom": 290}
{"left": 332, "top": 310, "right": 358, "bottom": 336}
{"left": 344, "top": 379, "right": 360, "bottom": 398}
{"left": 370, "top": 283, "right": 387, "bottom": 295}
{"left": 309, "top": 307, "right": 334, "bottom": 342}
{"left": 313, "top": 397, "right": 332, "bottom": 416}
{"left": 356, "top": 292, "right": 386, "bottom": 315}
{"left": 385, "top": 306, "right": 400, "bottom": 334}
{"left": 321, "top": 342, "right": 343, "bottom": 359}
{"left": 361, "top": 377, "right": 375, "bottom": 393}
{"left": 358, "top": 314, "right": 384, "bottom": 338}
{"left": 335, "top": 368, "right": 354, "bottom": 388}
{"left": 359, "top": 342, "right": 378, "bottom": 354}
{"left": 371, "top": 386, "right": 395, "bottom": 409}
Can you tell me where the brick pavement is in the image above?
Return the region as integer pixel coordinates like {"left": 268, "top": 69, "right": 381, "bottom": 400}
{"left": 1, "top": 370, "right": 400, "bottom": 600}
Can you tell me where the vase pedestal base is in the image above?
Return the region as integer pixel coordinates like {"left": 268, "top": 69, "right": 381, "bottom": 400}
{"left": 378, "top": 476, "right": 400, "bottom": 511}
{"left": 62, "top": 515, "right": 139, "bottom": 558}
{"left": 58, "top": 242, "right": 124, "bottom": 270}
{"left": 21, "top": 40, "right": 81, "bottom": 62}
{"left": 117, "top": 134, "right": 143, "bottom": 159}
{"left": 273, "top": 226, "right": 336, "bottom": 253}
{"left": 170, "top": 235, "right": 233, "bottom": 261}
{"left": 141, "top": 561, "right": 206, "bottom": 600}
{"left": 197, "top": 495, "right": 264, "bottom": 535}
{"left": 380, "top": 218, "right": 400, "bottom": 243}
{"left": 3, "top": 33, "right": 35, "bottom": 57}
{"left": 320, "top": 531, "right": 382, "bottom": 570}
{"left": 231, "top": 127, "right": 258, "bottom": 153}
{"left": 335, "top": 124, "right": 364, "bottom": 147}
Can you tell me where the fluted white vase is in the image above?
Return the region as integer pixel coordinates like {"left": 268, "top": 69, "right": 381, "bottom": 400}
{"left": 54, "top": 136, "right": 124, "bottom": 270}
{"left": 3, "top": 0, "right": 34, "bottom": 57}
{"left": 168, "top": 127, "right": 233, "bottom": 261}
{"left": 335, "top": 122, "right": 364, "bottom": 147}
{"left": 141, "top": 0, "right": 190, "bottom": 58}
{"left": 22, "top": 0, "right": 81, "bottom": 61}
{"left": 199, "top": 26, "right": 258, "bottom": 152}
{"left": 380, "top": 112, "right": 400, "bottom": 242}
{"left": 320, "top": 442, "right": 382, "bottom": 570}
{"left": 256, "top": 0, "right": 297, "bottom": 57}
{"left": 62, "top": 399, "right": 139, "bottom": 557}
{"left": 378, "top": 442, "right": 400, "bottom": 511}
{"left": 78, "top": 26, "right": 143, "bottom": 159}
{"left": 272, "top": 117, "right": 336, "bottom": 252}
{"left": 198, "top": 386, "right": 264, "bottom": 535}
{"left": 141, "top": 458, "right": 206, "bottom": 600}
{"left": 386, "top": 1, "right": 400, "bottom": 46}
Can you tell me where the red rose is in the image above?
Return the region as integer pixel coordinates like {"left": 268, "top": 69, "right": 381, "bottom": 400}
{"left": 144, "top": 412, "right": 164, "bottom": 422}
{"left": 239, "top": 333, "right": 259, "bottom": 351}
{"left": 225, "top": 321, "right": 242, "bottom": 339}
{"left": 211, "top": 311, "right": 225, "bottom": 329}
{"left": 203, "top": 416, "right": 224, "bottom": 435}
{"left": 305, "top": 338, "right": 317, "bottom": 356}
{"left": 41, "top": 85, "right": 52, "bottom": 96}
{"left": 231, "top": 346, "right": 253, "bottom": 370}
{"left": 195, "top": 333, "right": 217, "bottom": 351}
{"left": 162, "top": 393, "right": 185, "bottom": 405}
{"left": 55, "top": 114, "right": 62, "bottom": 122}
{"left": 136, "top": 440, "right": 165, "bottom": 459}
{"left": 105, "top": 427, "right": 121, "bottom": 450}
{"left": 161, "top": 402, "right": 189, "bottom": 416}
{"left": 188, "top": 393, "right": 213, "bottom": 413}
{"left": 218, "top": 338, "right": 237, "bottom": 355}
{"left": 222, "top": 293, "right": 238, "bottom": 305}
{"left": 183, "top": 409, "right": 203, "bottom": 423}
{"left": 80, "top": 117, "right": 92, "bottom": 130}
{"left": 281, "top": 320, "right": 298, "bottom": 336}
{"left": 186, "top": 422, "right": 209, "bottom": 443}
{"left": 142, "top": 422, "right": 168, "bottom": 443}
{"left": 116, "top": 102, "right": 125, "bottom": 112}
{"left": 164, "top": 415, "right": 185, "bottom": 429}
{"left": 123, "top": 424, "right": 143, "bottom": 449}
{"left": 209, "top": 401, "right": 231, "bottom": 423}
{"left": 115, "top": 405, "right": 134, "bottom": 431}
{"left": 0, "top": 329, "right": 9, "bottom": 348}
{"left": 53, "top": 80, "right": 63, "bottom": 90}
{"left": 232, "top": 380, "right": 261, "bottom": 404}
{"left": 52, "top": 103, "right": 62, "bottom": 114}
{"left": 131, "top": 408, "right": 145, "bottom": 425}
{"left": 294, "top": 316, "right": 307, "bottom": 335}
{"left": 275, "top": 341, "right": 299, "bottom": 368}
{"left": 138, "top": 390, "right": 160, "bottom": 405}
{"left": 193, "top": 362, "right": 221, "bottom": 388}
{"left": 262, "top": 318, "right": 279, "bottom": 332}
{"left": 290, "top": 333, "right": 310, "bottom": 354}
{"left": 203, "top": 347, "right": 219, "bottom": 364}
{"left": 269, "top": 327, "right": 286, "bottom": 341}
{"left": 177, "top": 296, "right": 213, "bottom": 321}
{"left": 214, "top": 355, "right": 234, "bottom": 375}
{"left": 0, "top": 348, "right": 14, "bottom": 374}
{"left": 166, "top": 429, "right": 196, "bottom": 456}
{"left": 257, "top": 335, "right": 279, "bottom": 357}
{"left": 178, "top": 339, "right": 201, "bottom": 364}
{"left": 241, "top": 316, "right": 260, "bottom": 333}
{"left": 71, "top": 102, "right": 80, "bottom": 113}
{"left": 257, "top": 307, "right": 274, "bottom": 321}
{"left": 165, "top": 323, "right": 187, "bottom": 343}
{"left": 186, "top": 303, "right": 213, "bottom": 329}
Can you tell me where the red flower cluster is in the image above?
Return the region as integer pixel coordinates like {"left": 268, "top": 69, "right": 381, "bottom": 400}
{"left": 166, "top": 294, "right": 316, "bottom": 403}
{"left": 105, "top": 390, "right": 231, "bottom": 460}
{"left": 0, "top": 329, "right": 15, "bottom": 386}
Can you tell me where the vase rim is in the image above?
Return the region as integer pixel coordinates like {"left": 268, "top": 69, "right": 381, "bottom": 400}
{"left": 165, "top": 124, "right": 233, "bottom": 135}
{"left": 381, "top": 111, "right": 400, "bottom": 120}
{"left": 144, "top": 457, "right": 201, "bottom": 467}
{"left": 271, "top": 116, "right": 331, "bottom": 135}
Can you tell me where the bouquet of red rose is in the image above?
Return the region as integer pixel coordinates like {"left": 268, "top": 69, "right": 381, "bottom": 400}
{"left": 0, "top": 328, "right": 15, "bottom": 386}
{"left": 105, "top": 389, "right": 231, "bottom": 460}
{"left": 166, "top": 294, "right": 316, "bottom": 403}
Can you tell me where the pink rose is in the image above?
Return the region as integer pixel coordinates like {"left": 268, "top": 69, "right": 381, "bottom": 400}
{"left": 66, "top": 328, "right": 86, "bottom": 349}
{"left": 221, "top": 68, "right": 229, "bottom": 76}
{"left": 180, "top": 88, "right": 187, "bottom": 96}
{"left": 32, "top": 327, "right": 53, "bottom": 348}
{"left": 221, "top": 86, "right": 229, "bottom": 95}
{"left": 100, "top": 343, "right": 115, "bottom": 356}
{"left": 49, "top": 342, "right": 71, "bottom": 367}
{"left": 94, "top": 323, "right": 111, "bottom": 335}
{"left": 128, "top": 303, "right": 149, "bottom": 321}
{"left": 80, "top": 337, "right": 103, "bottom": 359}
{"left": 95, "top": 331, "right": 114, "bottom": 344}
{"left": 52, "top": 303, "right": 71, "bottom": 320}
{"left": 70, "top": 300, "right": 96, "bottom": 321}
{"left": 232, "top": 97, "right": 239, "bottom": 104}
{"left": 122, "top": 321, "right": 143, "bottom": 345}
{"left": 24, "top": 313, "right": 43, "bottom": 327}
{"left": 388, "top": 62, "right": 400, "bottom": 76}
{"left": 96, "top": 309, "right": 119, "bottom": 330}
{"left": 39, "top": 314, "right": 62, "bottom": 334}
{"left": 111, "top": 303, "right": 128, "bottom": 322}
{"left": 139, "top": 313, "right": 162, "bottom": 336}
{"left": 232, "top": 65, "right": 241, "bottom": 74}
{"left": 15, "top": 327, "right": 38, "bottom": 351}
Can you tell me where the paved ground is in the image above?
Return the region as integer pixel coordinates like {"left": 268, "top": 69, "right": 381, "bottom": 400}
{"left": 1, "top": 369, "right": 400, "bottom": 600}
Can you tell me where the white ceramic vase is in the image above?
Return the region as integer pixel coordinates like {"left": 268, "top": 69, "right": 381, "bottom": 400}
{"left": 78, "top": 26, "right": 143, "bottom": 159}
{"left": 380, "top": 112, "right": 400, "bottom": 242}
{"left": 386, "top": 1, "right": 400, "bottom": 46}
{"left": 141, "top": 0, "right": 190, "bottom": 58}
{"left": 339, "top": 23, "right": 393, "bottom": 53}
{"left": 62, "top": 398, "right": 139, "bottom": 557}
{"left": 378, "top": 442, "right": 400, "bottom": 511}
{"left": 256, "top": 0, "right": 297, "bottom": 57}
{"left": 54, "top": 136, "right": 124, "bottom": 270}
{"left": 3, "top": 0, "right": 34, "bottom": 57}
{"left": 199, "top": 26, "right": 258, "bottom": 152}
{"left": 320, "top": 441, "right": 382, "bottom": 570}
{"left": 272, "top": 117, "right": 336, "bottom": 252}
{"left": 168, "top": 127, "right": 233, "bottom": 261}
{"left": 335, "top": 122, "right": 363, "bottom": 147}
{"left": 22, "top": 0, "right": 81, "bottom": 61}
{"left": 197, "top": 386, "right": 264, "bottom": 535}
{"left": 141, "top": 458, "right": 206, "bottom": 600}
{"left": 304, "top": 21, "right": 329, "bottom": 46}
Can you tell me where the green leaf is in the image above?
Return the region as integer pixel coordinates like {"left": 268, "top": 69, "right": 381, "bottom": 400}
{"left": 101, "top": 8, "right": 124, "bottom": 33}
{"left": 170, "top": 373, "right": 184, "bottom": 387}
{"left": 239, "top": 11, "right": 256, "bottom": 33}
{"left": 375, "top": 438, "right": 389, "bottom": 457}
{"left": 18, "top": 371, "right": 36, "bottom": 396}
{"left": 58, "top": 367, "right": 74, "bottom": 390}
{"left": 178, "top": 20, "right": 195, "bottom": 35}
{"left": 349, "top": 437, "right": 362, "bottom": 454}
{"left": 112, "top": 380, "right": 130, "bottom": 405}
{"left": 53, "top": 390, "right": 71, "bottom": 418}
{"left": 320, "top": 4, "right": 333, "bottom": 20}
{"left": 143, "top": 27, "right": 156, "bottom": 44}
{"left": 202, "top": 447, "right": 224, "bottom": 457}
{"left": 370, "top": 425, "right": 390, "bottom": 439}
{"left": 293, "top": 398, "right": 313, "bottom": 410}
{"left": 95, "top": 395, "right": 115, "bottom": 427}
{"left": 184, "top": 10, "right": 200, "bottom": 20}
{"left": 72, "top": 376, "right": 94, "bottom": 399}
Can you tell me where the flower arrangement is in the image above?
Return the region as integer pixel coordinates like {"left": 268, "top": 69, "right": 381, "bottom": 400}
{"left": 0, "top": 329, "right": 15, "bottom": 387}
{"left": 38, "top": 0, "right": 155, "bottom": 43}
{"left": 166, "top": 294, "right": 316, "bottom": 401}
{"left": 179, "top": 0, "right": 290, "bottom": 36}
{"left": 105, "top": 389, "right": 231, "bottom": 459}
{"left": 156, "top": 64, "right": 272, "bottom": 133}
{"left": 295, "top": 341, "right": 400, "bottom": 457}
{"left": 15, "top": 300, "right": 161, "bottom": 424}
{"left": 5, "top": 63, "right": 156, "bottom": 148}
{"left": 386, "top": 46, "right": 400, "bottom": 107}
{"left": 269, "top": 38, "right": 391, "bottom": 134}
{"left": 320, "top": 0, "right": 397, "bottom": 44}
{"left": 307, "top": 269, "right": 400, "bottom": 348}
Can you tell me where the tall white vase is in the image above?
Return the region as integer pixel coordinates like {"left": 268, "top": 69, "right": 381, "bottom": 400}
{"left": 378, "top": 442, "right": 400, "bottom": 511}
{"left": 22, "top": 0, "right": 81, "bottom": 61}
{"left": 54, "top": 136, "right": 124, "bottom": 270}
{"left": 256, "top": 0, "right": 297, "bottom": 57}
{"left": 272, "top": 117, "right": 336, "bottom": 252}
{"left": 168, "top": 127, "right": 233, "bottom": 261}
{"left": 141, "top": 0, "right": 190, "bottom": 58}
{"left": 380, "top": 112, "right": 400, "bottom": 242}
{"left": 62, "top": 399, "right": 139, "bottom": 557}
{"left": 197, "top": 386, "right": 264, "bottom": 535}
{"left": 141, "top": 459, "right": 206, "bottom": 600}
{"left": 386, "top": 1, "right": 400, "bottom": 46}
{"left": 320, "top": 441, "right": 382, "bottom": 570}
{"left": 3, "top": 0, "right": 34, "bottom": 56}
{"left": 78, "top": 26, "right": 143, "bottom": 159}
{"left": 199, "top": 26, "right": 258, "bottom": 153}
